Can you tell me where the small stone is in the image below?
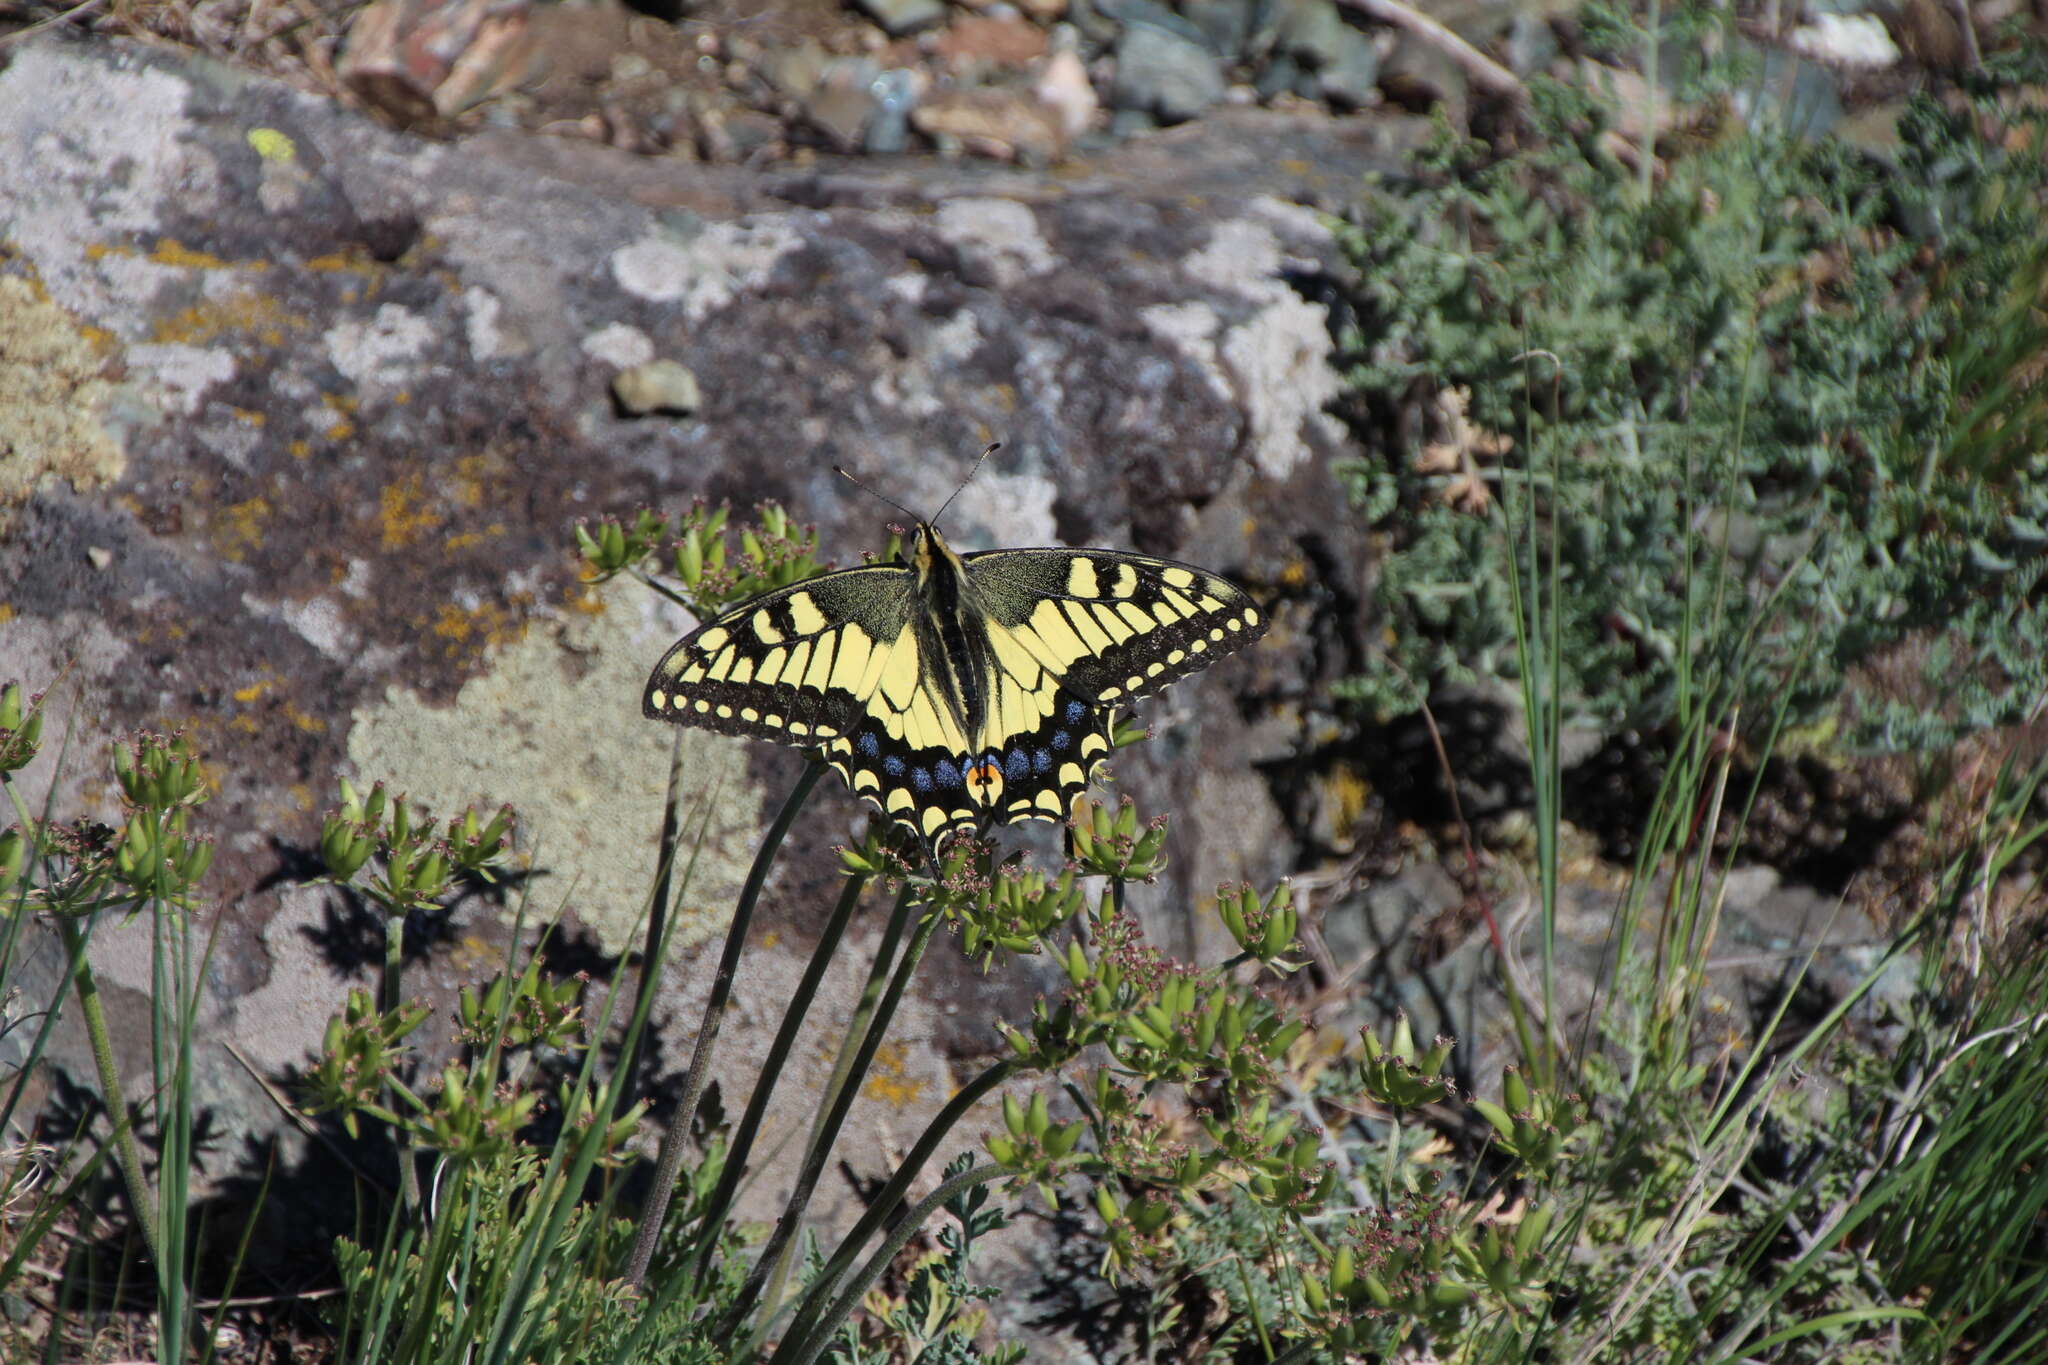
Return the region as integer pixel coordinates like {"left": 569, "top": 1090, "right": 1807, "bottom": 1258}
{"left": 763, "top": 39, "right": 833, "bottom": 100}
{"left": 1313, "top": 26, "right": 1378, "bottom": 107}
{"left": 611, "top": 361, "right": 701, "bottom": 416}
{"left": 910, "top": 88, "right": 1069, "bottom": 163}
{"left": 87, "top": 546, "right": 113, "bottom": 570}
{"left": 865, "top": 68, "right": 922, "bottom": 153}
{"left": 933, "top": 14, "right": 1049, "bottom": 69}
{"left": 1272, "top": 0, "right": 1347, "bottom": 64}
{"left": 855, "top": 0, "right": 948, "bottom": 38}
{"left": 1098, "top": 0, "right": 1212, "bottom": 48}
{"left": 1789, "top": 12, "right": 1900, "bottom": 68}
{"left": 804, "top": 57, "right": 881, "bottom": 150}
{"left": 1015, "top": 0, "right": 1066, "bottom": 20}
{"left": 609, "top": 52, "right": 654, "bottom": 83}
{"left": 1179, "top": 0, "right": 1256, "bottom": 61}
{"left": 1033, "top": 43, "right": 1099, "bottom": 138}
{"left": 1112, "top": 23, "right": 1225, "bottom": 123}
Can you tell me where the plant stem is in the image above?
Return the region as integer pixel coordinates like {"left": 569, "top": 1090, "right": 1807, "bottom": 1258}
{"left": 623, "top": 730, "right": 689, "bottom": 1107}
{"left": 58, "top": 915, "right": 162, "bottom": 1267}
{"left": 382, "top": 909, "right": 420, "bottom": 1215}
{"left": 776, "top": 1058, "right": 1018, "bottom": 1357}
{"left": 778, "top": 1163, "right": 1008, "bottom": 1365}
{"left": 687, "top": 865, "right": 870, "bottom": 1282}
{"left": 751, "top": 877, "right": 920, "bottom": 1325}
{"left": 731, "top": 888, "right": 942, "bottom": 1348}
{"left": 624, "top": 761, "right": 823, "bottom": 1289}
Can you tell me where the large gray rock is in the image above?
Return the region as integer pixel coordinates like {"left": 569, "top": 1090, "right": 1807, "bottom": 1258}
{"left": 0, "top": 33, "right": 1387, "bottom": 1265}
{"left": 1113, "top": 23, "right": 1228, "bottom": 123}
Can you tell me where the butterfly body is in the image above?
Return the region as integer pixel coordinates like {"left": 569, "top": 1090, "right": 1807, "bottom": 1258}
{"left": 645, "top": 523, "right": 1265, "bottom": 848}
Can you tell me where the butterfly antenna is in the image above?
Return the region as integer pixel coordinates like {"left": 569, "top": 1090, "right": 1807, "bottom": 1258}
{"left": 832, "top": 464, "right": 921, "bottom": 524}
{"left": 931, "top": 442, "right": 1001, "bottom": 530}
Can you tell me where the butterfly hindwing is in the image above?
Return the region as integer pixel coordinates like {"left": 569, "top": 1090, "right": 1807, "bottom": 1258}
{"left": 963, "top": 548, "right": 1266, "bottom": 707}
{"left": 642, "top": 567, "right": 916, "bottom": 744}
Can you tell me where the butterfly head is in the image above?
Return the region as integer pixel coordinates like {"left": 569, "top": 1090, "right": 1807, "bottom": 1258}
{"left": 905, "top": 522, "right": 968, "bottom": 591}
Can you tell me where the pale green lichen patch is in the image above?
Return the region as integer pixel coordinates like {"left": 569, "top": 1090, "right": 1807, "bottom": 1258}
{"left": 346, "top": 584, "right": 755, "bottom": 956}
{"left": 0, "top": 275, "right": 126, "bottom": 532}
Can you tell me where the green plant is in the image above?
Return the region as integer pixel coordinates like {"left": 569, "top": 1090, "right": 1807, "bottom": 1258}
{"left": 1330, "top": 41, "right": 2048, "bottom": 754}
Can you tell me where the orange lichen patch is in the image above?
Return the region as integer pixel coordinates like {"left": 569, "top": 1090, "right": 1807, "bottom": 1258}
{"left": 444, "top": 531, "right": 483, "bottom": 552}
{"left": 289, "top": 440, "right": 311, "bottom": 459}
{"left": 79, "top": 324, "right": 117, "bottom": 353}
{"left": 419, "top": 596, "right": 533, "bottom": 660}
{"left": 1241, "top": 515, "right": 1258, "bottom": 537}
{"left": 305, "top": 250, "right": 380, "bottom": 275}
{"left": 1279, "top": 559, "right": 1310, "bottom": 587}
{"left": 451, "top": 454, "right": 492, "bottom": 509}
{"left": 757, "top": 930, "right": 780, "bottom": 950}
{"left": 150, "top": 239, "right": 237, "bottom": 270}
{"left": 564, "top": 586, "right": 607, "bottom": 616}
{"left": 285, "top": 703, "right": 327, "bottom": 734}
{"left": 288, "top": 783, "right": 315, "bottom": 812}
{"left": 379, "top": 474, "right": 443, "bottom": 548}
{"left": 0, "top": 604, "right": 12, "bottom": 624}
{"left": 393, "top": 390, "right": 411, "bottom": 405}
{"left": 214, "top": 496, "right": 272, "bottom": 563}
{"left": 323, "top": 393, "right": 359, "bottom": 414}
{"left": 860, "top": 1042, "right": 925, "bottom": 1109}
{"left": 151, "top": 291, "right": 302, "bottom": 348}
{"left": 326, "top": 420, "right": 355, "bottom": 441}
{"left": 82, "top": 243, "right": 135, "bottom": 262}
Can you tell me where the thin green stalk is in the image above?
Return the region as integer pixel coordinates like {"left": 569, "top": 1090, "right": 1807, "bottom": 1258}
{"left": 622, "top": 728, "right": 690, "bottom": 1106}
{"left": 778, "top": 1163, "right": 1008, "bottom": 1365}
{"left": 624, "top": 761, "right": 823, "bottom": 1289}
{"left": 687, "top": 865, "right": 872, "bottom": 1281}
{"left": 776, "top": 1056, "right": 1019, "bottom": 1355}
{"left": 380, "top": 909, "right": 420, "bottom": 1215}
{"left": 749, "top": 878, "right": 921, "bottom": 1324}
{"left": 55, "top": 916, "right": 160, "bottom": 1267}
{"left": 732, "top": 889, "right": 943, "bottom": 1351}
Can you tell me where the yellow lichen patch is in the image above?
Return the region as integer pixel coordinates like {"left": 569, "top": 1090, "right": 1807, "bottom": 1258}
{"left": 564, "top": 586, "right": 607, "bottom": 616}
{"left": 289, "top": 440, "right": 311, "bottom": 459}
{"left": 288, "top": 783, "right": 314, "bottom": 811}
{"left": 860, "top": 1042, "right": 925, "bottom": 1109}
{"left": 233, "top": 680, "right": 274, "bottom": 704}
{"left": 420, "top": 596, "right": 534, "bottom": 662}
{"left": 150, "top": 238, "right": 236, "bottom": 270}
{"left": 150, "top": 291, "right": 302, "bottom": 348}
{"left": 379, "top": 474, "right": 444, "bottom": 548}
{"left": 285, "top": 703, "right": 327, "bottom": 734}
{"left": 246, "top": 127, "right": 296, "bottom": 163}
{"left": 213, "top": 496, "right": 271, "bottom": 563}
{"left": 323, "top": 394, "right": 358, "bottom": 414}
{"left": 451, "top": 454, "right": 492, "bottom": 509}
{"left": 444, "top": 531, "right": 483, "bottom": 552}
{"left": 326, "top": 420, "right": 354, "bottom": 441}
{"left": 0, "top": 275, "right": 127, "bottom": 531}
{"left": 1279, "top": 558, "right": 1309, "bottom": 588}
{"left": 757, "top": 930, "right": 780, "bottom": 950}
{"left": 0, "top": 604, "right": 12, "bottom": 624}
{"left": 229, "top": 713, "right": 261, "bottom": 734}
{"left": 305, "top": 250, "right": 378, "bottom": 275}
{"left": 230, "top": 407, "right": 265, "bottom": 426}
{"left": 988, "top": 382, "right": 1017, "bottom": 413}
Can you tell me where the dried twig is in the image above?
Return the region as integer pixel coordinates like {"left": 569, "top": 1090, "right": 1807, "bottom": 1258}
{"left": 1338, "top": 0, "right": 1529, "bottom": 106}
{"left": 0, "top": 0, "right": 108, "bottom": 46}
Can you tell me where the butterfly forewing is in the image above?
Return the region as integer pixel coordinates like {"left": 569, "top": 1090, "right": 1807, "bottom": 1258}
{"left": 964, "top": 548, "right": 1266, "bottom": 705}
{"left": 642, "top": 567, "right": 915, "bottom": 743}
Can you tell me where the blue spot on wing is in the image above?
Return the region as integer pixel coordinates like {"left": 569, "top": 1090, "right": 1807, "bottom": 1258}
{"left": 857, "top": 732, "right": 881, "bottom": 758}
{"left": 883, "top": 754, "right": 906, "bottom": 777}
{"left": 911, "top": 767, "right": 933, "bottom": 793}
{"left": 932, "top": 760, "right": 963, "bottom": 789}
{"left": 1051, "top": 731, "right": 1071, "bottom": 751}
{"left": 1004, "top": 748, "right": 1029, "bottom": 782}
{"left": 1032, "top": 749, "right": 1052, "bottom": 774}
{"left": 1064, "top": 700, "right": 1087, "bottom": 725}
